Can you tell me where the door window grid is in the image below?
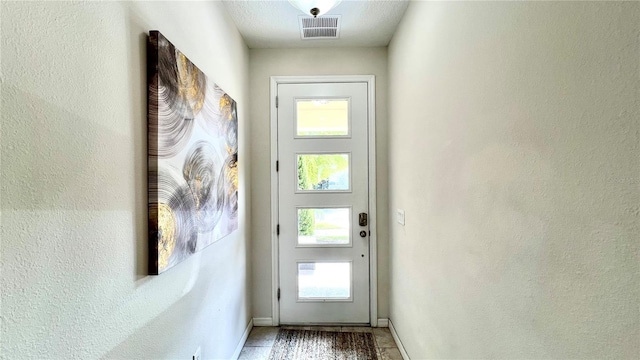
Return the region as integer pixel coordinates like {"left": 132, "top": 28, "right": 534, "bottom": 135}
{"left": 295, "top": 153, "right": 352, "bottom": 192}
{"left": 296, "top": 207, "right": 352, "bottom": 247}
{"left": 296, "top": 261, "right": 353, "bottom": 302}
{"left": 294, "top": 98, "right": 351, "bottom": 138}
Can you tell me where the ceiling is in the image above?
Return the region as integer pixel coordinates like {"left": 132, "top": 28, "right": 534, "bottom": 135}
{"left": 222, "top": 0, "right": 410, "bottom": 48}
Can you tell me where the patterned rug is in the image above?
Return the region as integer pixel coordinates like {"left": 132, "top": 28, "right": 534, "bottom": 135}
{"left": 268, "top": 329, "right": 378, "bottom": 360}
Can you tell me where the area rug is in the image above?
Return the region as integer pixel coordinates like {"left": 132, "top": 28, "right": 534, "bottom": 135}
{"left": 268, "top": 329, "right": 378, "bottom": 360}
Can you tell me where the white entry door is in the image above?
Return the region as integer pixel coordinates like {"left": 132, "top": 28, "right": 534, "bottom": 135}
{"left": 277, "top": 81, "right": 370, "bottom": 324}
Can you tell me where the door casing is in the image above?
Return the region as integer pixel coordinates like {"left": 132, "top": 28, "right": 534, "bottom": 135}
{"left": 270, "top": 75, "right": 377, "bottom": 326}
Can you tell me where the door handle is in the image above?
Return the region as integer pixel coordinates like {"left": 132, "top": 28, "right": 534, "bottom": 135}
{"left": 359, "top": 212, "right": 368, "bottom": 227}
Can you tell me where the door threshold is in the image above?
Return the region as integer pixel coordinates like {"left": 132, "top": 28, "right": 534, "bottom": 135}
{"left": 280, "top": 323, "right": 371, "bottom": 327}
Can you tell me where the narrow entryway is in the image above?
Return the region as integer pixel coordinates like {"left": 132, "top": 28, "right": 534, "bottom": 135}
{"left": 239, "top": 326, "right": 402, "bottom": 360}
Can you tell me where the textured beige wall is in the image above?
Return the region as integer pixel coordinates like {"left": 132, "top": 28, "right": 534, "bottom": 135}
{"left": 249, "top": 47, "right": 389, "bottom": 321}
{"left": 388, "top": 1, "right": 639, "bottom": 358}
{"left": 1, "top": 1, "right": 250, "bottom": 359}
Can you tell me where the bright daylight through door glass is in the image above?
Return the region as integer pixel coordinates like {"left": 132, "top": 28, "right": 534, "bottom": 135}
{"left": 296, "top": 99, "right": 349, "bottom": 136}
{"left": 297, "top": 208, "right": 350, "bottom": 246}
{"left": 297, "top": 154, "right": 350, "bottom": 191}
{"left": 297, "top": 262, "right": 351, "bottom": 299}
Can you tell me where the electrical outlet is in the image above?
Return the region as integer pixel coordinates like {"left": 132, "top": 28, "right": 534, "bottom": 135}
{"left": 397, "top": 209, "right": 405, "bottom": 225}
{"left": 193, "top": 346, "right": 201, "bottom": 360}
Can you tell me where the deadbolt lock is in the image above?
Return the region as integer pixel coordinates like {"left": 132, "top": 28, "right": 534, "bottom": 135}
{"left": 359, "top": 212, "right": 368, "bottom": 227}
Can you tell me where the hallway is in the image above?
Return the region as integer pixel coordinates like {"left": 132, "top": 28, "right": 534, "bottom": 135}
{"left": 1, "top": 1, "right": 638, "bottom": 359}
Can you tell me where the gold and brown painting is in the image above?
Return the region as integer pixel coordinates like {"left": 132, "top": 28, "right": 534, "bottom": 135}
{"left": 147, "top": 31, "right": 238, "bottom": 274}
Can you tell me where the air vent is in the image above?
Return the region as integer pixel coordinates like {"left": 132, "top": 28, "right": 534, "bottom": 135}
{"left": 301, "top": 17, "right": 338, "bottom": 28}
{"left": 303, "top": 28, "right": 338, "bottom": 38}
{"left": 299, "top": 15, "right": 341, "bottom": 40}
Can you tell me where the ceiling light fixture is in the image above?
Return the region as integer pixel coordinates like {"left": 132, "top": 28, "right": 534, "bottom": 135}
{"left": 288, "top": 0, "right": 342, "bottom": 18}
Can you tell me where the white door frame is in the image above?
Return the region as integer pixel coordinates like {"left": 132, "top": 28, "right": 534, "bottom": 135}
{"left": 270, "top": 75, "right": 377, "bottom": 326}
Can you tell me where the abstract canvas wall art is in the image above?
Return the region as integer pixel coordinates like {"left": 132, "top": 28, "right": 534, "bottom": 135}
{"left": 147, "top": 31, "right": 238, "bottom": 275}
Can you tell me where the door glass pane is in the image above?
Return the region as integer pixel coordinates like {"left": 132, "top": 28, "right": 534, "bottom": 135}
{"left": 296, "top": 99, "right": 349, "bottom": 136}
{"left": 298, "top": 208, "right": 350, "bottom": 246}
{"left": 298, "top": 262, "right": 351, "bottom": 299}
{"left": 297, "top": 154, "right": 350, "bottom": 191}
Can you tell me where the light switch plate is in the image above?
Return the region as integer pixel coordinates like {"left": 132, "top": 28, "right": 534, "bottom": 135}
{"left": 397, "top": 209, "right": 405, "bottom": 225}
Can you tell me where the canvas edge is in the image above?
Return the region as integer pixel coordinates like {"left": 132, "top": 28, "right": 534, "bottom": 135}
{"left": 147, "top": 30, "right": 160, "bottom": 276}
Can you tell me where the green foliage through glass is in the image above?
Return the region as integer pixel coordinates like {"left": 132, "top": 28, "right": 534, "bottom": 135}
{"left": 297, "top": 154, "right": 349, "bottom": 190}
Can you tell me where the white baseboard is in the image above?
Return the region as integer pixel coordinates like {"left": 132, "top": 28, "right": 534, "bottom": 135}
{"left": 252, "top": 317, "right": 274, "bottom": 327}
{"left": 376, "top": 318, "right": 389, "bottom": 327}
{"left": 389, "top": 319, "right": 410, "bottom": 360}
{"left": 232, "top": 318, "right": 253, "bottom": 360}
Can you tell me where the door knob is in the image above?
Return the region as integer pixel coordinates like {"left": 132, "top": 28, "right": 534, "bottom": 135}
{"left": 360, "top": 230, "right": 367, "bottom": 238}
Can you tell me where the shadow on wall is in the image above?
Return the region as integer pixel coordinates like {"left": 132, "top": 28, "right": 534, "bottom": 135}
{"left": 104, "top": 242, "right": 249, "bottom": 359}
{"left": 128, "top": 10, "right": 151, "bottom": 281}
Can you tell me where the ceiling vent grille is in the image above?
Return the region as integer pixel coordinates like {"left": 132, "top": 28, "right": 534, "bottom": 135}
{"left": 299, "top": 15, "right": 341, "bottom": 40}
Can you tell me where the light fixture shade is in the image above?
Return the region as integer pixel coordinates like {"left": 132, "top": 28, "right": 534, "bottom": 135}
{"left": 288, "top": 0, "right": 342, "bottom": 17}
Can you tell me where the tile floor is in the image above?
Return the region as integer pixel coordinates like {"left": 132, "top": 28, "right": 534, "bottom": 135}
{"left": 238, "top": 326, "right": 402, "bottom": 360}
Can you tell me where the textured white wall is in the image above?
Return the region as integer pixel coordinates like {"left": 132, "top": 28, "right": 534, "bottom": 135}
{"left": 249, "top": 48, "right": 389, "bottom": 321}
{"left": 1, "top": 1, "right": 250, "bottom": 359}
{"left": 388, "top": 1, "right": 639, "bottom": 358}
